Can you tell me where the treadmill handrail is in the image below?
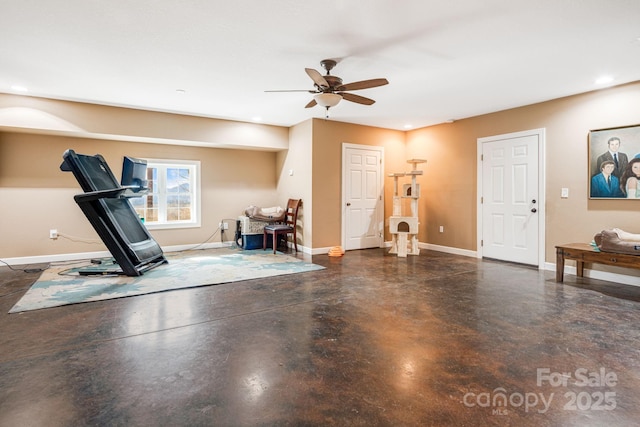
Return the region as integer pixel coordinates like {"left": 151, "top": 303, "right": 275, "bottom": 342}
{"left": 74, "top": 187, "right": 149, "bottom": 202}
{"left": 73, "top": 188, "right": 127, "bottom": 202}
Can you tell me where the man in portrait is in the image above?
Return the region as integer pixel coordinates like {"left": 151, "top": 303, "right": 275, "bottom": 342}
{"left": 591, "top": 160, "right": 623, "bottom": 198}
{"left": 596, "top": 136, "right": 628, "bottom": 179}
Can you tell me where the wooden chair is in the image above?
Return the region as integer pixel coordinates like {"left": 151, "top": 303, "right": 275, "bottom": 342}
{"left": 263, "top": 199, "right": 301, "bottom": 254}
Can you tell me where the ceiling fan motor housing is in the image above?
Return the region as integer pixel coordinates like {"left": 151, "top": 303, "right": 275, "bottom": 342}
{"left": 323, "top": 75, "right": 343, "bottom": 91}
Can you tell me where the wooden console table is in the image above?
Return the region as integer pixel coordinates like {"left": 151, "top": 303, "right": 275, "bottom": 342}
{"left": 556, "top": 243, "right": 640, "bottom": 282}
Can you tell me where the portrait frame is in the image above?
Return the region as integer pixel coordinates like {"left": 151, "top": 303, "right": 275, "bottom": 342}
{"left": 588, "top": 124, "right": 640, "bottom": 199}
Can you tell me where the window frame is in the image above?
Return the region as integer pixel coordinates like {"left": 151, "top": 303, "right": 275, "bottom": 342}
{"left": 134, "top": 158, "right": 201, "bottom": 231}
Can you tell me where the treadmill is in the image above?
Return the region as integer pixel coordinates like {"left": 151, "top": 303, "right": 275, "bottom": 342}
{"left": 60, "top": 149, "right": 167, "bottom": 276}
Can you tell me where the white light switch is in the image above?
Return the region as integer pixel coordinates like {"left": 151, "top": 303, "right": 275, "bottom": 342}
{"left": 288, "top": 169, "right": 294, "bottom": 176}
{"left": 561, "top": 188, "right": 569, "bottom": 198}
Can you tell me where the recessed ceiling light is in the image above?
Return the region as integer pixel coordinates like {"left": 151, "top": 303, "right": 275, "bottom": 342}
{"left": 252, "top": 116, "right": 262, "bottom": 122}
{"left": 175, "top": 89, "right": 186, "bottom": 94}
{"left": 404, "top": 124, "right": 413, "bottom": 129}
{"left": 595, "top": 76, "right": 614, "bottom": 85}
{"left": 11, "top": 85, "right": 28, "bottom": 92}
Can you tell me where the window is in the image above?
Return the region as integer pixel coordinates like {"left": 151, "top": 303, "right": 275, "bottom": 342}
{"left": 129, "top": 159, "right": 201, "bottom": 229}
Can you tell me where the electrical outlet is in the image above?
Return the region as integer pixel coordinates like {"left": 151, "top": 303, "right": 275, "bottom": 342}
{"left": 219, "top": 222, "right": 229, "bottom": 230}
{"left": 49, "top": 229, "right": 58, "bottom": 239}
{"left": 439, "top": 226, "right": 444, "bottom": 233}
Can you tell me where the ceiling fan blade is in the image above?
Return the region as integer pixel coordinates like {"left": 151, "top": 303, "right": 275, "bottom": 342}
{"left": 339, "top": 92, "right": 376, "bottom": 105}
{"left": 305, "top": 68, "right": 330, "bottom": 89}
{"left": 336, "top": 78, "right": 389, "bottom": 91}
{"left": 305, "top": 99, "right": 317, "bottom": 108}
{"left": 265, "top": 89, "right": 317, "bottom": 93}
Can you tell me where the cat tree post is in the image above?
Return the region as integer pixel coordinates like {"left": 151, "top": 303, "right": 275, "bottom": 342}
{"left": 388, "top": 173, "right": 405, "bottom": 255}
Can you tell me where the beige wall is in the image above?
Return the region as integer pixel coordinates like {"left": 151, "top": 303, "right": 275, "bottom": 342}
{"left": 407, "top": 81, "right": 640, "bottom": 267}
{"left": 405, "top": 123, "right": 477, "bottom": 250}
{"left": 0, "top": 94, "right": 291, "bottom": 260}
{"left": 276, "top": 120, "right": 313, "bottom": 248}
{"left": 2, "top": 81, "right": 640, "bottom": 270}
{"left": 0, "top": 132, "right": 279, "bottom": 258}
{"left": 311, "top": 119, "right": 406, "bottom": 248}
{"left": 0, "top": 93, "right": 289, "bottom": 150}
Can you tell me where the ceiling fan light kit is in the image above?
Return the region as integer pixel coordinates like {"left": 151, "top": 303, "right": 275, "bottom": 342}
{"left": 267, "top": 59, "right": 388, "bottom": 118}
{"left": 314, "top": 93, "right": 342, "bottom": 108}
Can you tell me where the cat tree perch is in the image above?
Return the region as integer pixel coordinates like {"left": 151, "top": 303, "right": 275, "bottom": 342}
{"left": 388, "top": 159, "right": 426, "bottom": 257}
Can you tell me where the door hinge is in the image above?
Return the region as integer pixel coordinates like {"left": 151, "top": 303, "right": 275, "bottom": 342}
{"left": 480, "top": 154, "right": 483, "bottom": 161}
{"left": 480, "top": 196, "right": 483, "bottom": 204}
{"left": 481, "top": 239, "right": 483, "bottom": 247}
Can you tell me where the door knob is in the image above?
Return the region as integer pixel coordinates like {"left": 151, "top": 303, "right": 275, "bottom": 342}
{"left": 532, "top": 199, "right": 537, "bottom": 204}
{"left": 531, "top": 208, "right": 537, "bottom": 213}
{"left": 346, "top": 202, "right": 351, "bottom": 206}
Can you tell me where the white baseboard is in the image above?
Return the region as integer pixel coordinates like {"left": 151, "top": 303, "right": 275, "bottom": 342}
{"left": 381, "top": 241, "right": 478, "bottom": 258}
{"left": 310, "top": 246, "right": 333, "bottom": 255}
{"left": 311, "top": 242, "right": 478, "bottom": 258}
{"left": 1, "top": 241, "right": 472, "bottom": 264}
{"left": 419, "top": 242, "right": 478, "bottom": 258}
{"left": 6, "top": 243, "right": 639, "bottom": 288}
{"left": 1, "top": 241, "right": 232, "bottom": 266}
{"left": 2, "top": 250, "right": 113, "bottom": 266}
{"left": 163, "top": 242, "right": 233, "bottom": 252}
{"left": 544, "top": 262, "right": 640, "bottom": 287}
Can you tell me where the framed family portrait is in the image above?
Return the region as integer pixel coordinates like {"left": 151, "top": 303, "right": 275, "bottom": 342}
{"left": 588, "top": 124, "right": 640, "bottom": 199}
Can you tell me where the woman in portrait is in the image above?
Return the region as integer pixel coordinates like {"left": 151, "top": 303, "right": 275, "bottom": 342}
{"left": 620, "top": 157, "right": 640, "bottom": 198}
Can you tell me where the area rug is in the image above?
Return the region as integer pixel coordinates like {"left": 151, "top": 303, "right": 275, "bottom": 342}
{"left": 9, "top": 248, "right": 325, "bottom": 313}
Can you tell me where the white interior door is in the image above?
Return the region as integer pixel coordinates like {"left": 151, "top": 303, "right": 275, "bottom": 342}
{"left": 479, "top": 130, "right": 543, "bottom": 266}
{"left": 342, "top": 144, "right": 384, "bottom": 250}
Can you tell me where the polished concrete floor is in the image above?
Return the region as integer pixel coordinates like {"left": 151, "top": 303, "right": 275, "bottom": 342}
{"left": 1, "top": 248, "right": 640, "bottom": 426}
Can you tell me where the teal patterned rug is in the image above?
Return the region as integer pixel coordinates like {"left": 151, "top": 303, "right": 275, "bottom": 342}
{"left": 9, "top": 248, "right": 324, "bottom": 313}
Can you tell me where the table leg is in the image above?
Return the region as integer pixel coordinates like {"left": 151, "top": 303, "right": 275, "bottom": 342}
{"left": 556, "top": 248, "right": 564, "bottom": 282}
{"left": 576, "top": 261, "right": 584, "bottom": 277}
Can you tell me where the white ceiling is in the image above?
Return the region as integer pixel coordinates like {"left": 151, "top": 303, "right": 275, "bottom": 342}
{"left": 2, "top": 0, "right": 640, "bottom": 131}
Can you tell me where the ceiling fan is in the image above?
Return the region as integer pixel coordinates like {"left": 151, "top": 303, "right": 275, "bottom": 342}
{"left": 266, "top": 59, "right": 389, "bottom": 117}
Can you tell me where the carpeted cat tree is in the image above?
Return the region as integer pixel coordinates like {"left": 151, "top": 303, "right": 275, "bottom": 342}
{"left": 388, "top": 159, "right": 426, "bottom": 257}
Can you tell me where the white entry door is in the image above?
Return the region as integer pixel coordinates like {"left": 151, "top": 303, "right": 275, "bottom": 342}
{"left": 479, "top": 130, "right": 543, "bottom": 266}
{"left": 342, "top": 144, "right": 384, "bottom": 250}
